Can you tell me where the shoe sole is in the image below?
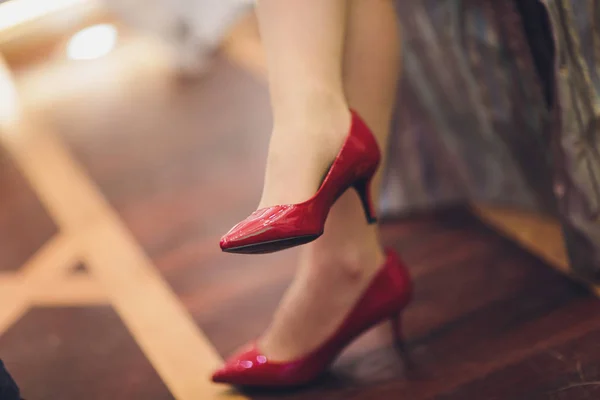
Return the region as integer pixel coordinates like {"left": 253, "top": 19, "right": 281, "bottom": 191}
{"left": 222, "top": 233, "right": 321, "bottom": 254}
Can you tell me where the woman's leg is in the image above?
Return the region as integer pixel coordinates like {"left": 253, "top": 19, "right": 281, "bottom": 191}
{"left": 258, "top": 0, "right": 402, "bottom": 360}
{"left": 255, "top": 0, "right": 351, "bottom": 209}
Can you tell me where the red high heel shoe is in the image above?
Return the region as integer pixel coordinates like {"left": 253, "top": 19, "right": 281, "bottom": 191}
{"left": 220, "top": 110, "right": 380, "bottom": 254}
{"left": 211, "top": 249, "right": 412, "bottom": 387}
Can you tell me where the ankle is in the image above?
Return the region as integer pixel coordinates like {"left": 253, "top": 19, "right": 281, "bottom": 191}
{"left": 271, "top": 90, "right": 351, "bottom": 142}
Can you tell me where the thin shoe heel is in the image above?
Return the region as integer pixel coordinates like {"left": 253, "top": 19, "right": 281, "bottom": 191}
{"left": 352, "top": 175, "right": 377, "bottom": 224}
{"left": 391, "top": 312, "right": 409, "bottom": 361}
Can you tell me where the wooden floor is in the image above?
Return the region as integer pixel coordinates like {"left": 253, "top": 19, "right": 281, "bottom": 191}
{"left": 2, "top": 27, "right": 600, "bottom": 400}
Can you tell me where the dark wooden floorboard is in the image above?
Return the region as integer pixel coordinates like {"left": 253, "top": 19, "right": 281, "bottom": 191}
{"left": 2, "top": 52, "right": 599, "bottom": 399}
{"left": 0, "top": 146, "right": 57, "bottom": 271}
{"left": 0, "top": 307, "right": 174, "bottom": 400}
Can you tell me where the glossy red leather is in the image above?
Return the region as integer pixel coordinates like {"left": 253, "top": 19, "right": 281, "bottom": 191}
{"left": 219, "top": 109, "right": 381, "bottom": 254}
{"left": 211, "top": 249, "right": 413, "bottom": 387}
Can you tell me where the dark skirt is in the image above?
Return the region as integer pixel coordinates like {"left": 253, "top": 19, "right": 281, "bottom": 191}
{"left": 0, "top": 360, "right": 20, "bottom": 400}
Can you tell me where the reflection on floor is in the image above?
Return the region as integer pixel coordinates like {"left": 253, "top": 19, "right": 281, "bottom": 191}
{"left": 1, "top": 22, "right": 600, "bottom": 400}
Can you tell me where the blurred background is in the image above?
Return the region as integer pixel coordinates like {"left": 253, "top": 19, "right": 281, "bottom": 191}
{"left": 0, "top": 0, "right": 253, "bottom": 119}
{"left": 2, "top": 0, "right": 600, "bottom": 399}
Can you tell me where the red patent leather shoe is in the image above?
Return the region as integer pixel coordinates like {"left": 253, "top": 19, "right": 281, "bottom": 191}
{"left": 211, "top": 249, "right": 412, "bottom": 387}
{"left": 220, "top": 110, "right": 380, "bottom": 254}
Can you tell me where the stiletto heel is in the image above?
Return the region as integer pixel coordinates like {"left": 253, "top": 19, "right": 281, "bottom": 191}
{"left": 220, "top": 109, "right": 381, "bottom": 254}
{"left": 352, "top": 175, "right": 377, "bottom": 223}
{"left": 391, "top": 312, "right": 409, "bottom": 360}
{"left": 212, "top": 249, "right": 413, "bottom": 387}
{"left": 391, "top": 312, "right": 403, "bottom": 343}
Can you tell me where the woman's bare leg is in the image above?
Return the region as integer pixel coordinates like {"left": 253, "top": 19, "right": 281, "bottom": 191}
{"left": 256, "top": 0, "right": 351, "bottom": 209}
{"left": 257, "top": 0, "right": 402, "bottom": 360}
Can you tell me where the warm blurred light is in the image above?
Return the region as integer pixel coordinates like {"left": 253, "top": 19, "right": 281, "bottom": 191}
{"left": 0, "top": 0, "right": 93, "bottom": 31}
{"left": 0, "top": 56, "right": 19, "bottom": 126}
{"left": 66, "top": 24, "right": 117, "bottom": 60}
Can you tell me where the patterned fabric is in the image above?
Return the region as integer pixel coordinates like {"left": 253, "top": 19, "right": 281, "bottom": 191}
{"left": 545, "top": 0, "right": 600, "bottom": 280}
{"left": 382, "top": 0, "right": 600, "bottom": 282}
